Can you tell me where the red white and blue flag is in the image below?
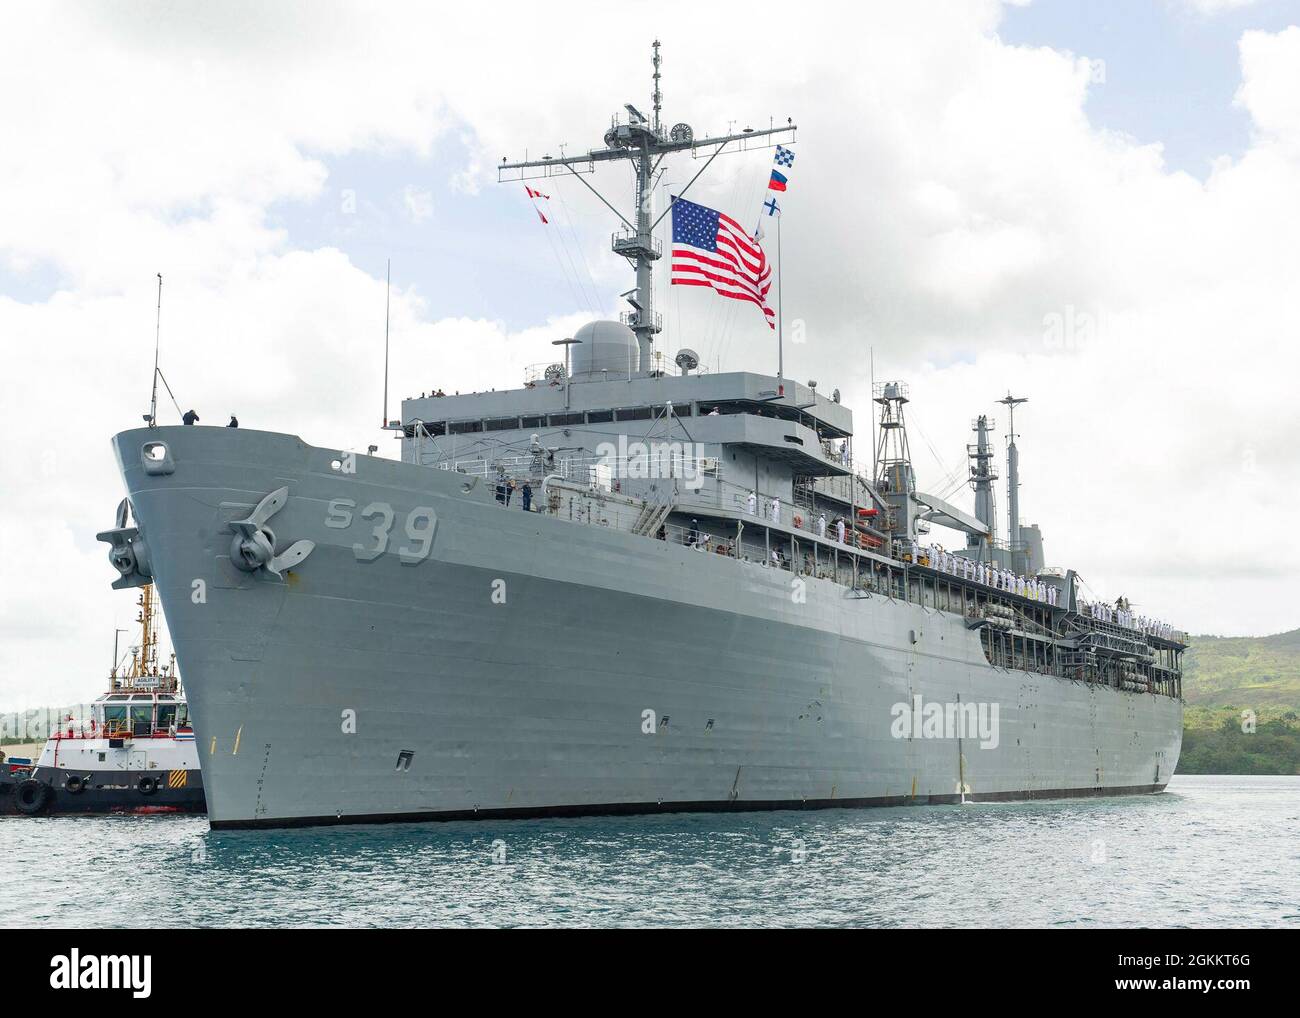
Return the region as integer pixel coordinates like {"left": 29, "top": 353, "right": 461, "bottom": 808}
{"left": 670, "top": 197, "right": 775, "bottom": 329}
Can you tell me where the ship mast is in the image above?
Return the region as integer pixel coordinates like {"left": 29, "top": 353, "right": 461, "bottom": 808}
{"left": 967, "top": 414, "right": 999, "bottom": 555}
{"left": 998, "top": 393, "right": 1028, "bottom": 558}
{"left": 874, "top": 381, "right": 916, "bottom": 541}
{"left": 498, "top": 41, "right": 796, "bottom": 372}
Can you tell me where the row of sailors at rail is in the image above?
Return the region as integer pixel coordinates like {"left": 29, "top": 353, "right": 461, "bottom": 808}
{"left": 1079, "top": 599, "right": 1176, "bottom": 639}
{"left": 918, "top": 544, "right": 1060, "bottom": 606}
{"left": 746, "top": 490, "right": 784, "bottom": 524}
{"left": 745, "top": 492, "right": 853, "bottom": 543}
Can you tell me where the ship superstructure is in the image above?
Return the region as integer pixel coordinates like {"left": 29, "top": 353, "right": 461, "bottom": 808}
{"left": 95, "top": 45, "right": 1183, "bottom": 828}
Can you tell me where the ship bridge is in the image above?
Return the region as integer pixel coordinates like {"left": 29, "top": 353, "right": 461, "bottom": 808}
{"left": 403, "top": 370, "right": 851, "bottom": 443}
{"left": 400, "top": 357, "right": 857, "bottom": 515}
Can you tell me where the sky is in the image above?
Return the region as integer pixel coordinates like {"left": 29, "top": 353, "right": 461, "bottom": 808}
{"left": 2, "top": 0, "right": 1299, "bottom": 710}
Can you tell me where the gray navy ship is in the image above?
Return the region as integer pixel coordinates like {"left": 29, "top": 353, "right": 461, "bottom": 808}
{"left": 98, "top": 45, "right": 1184, "bottom": 829}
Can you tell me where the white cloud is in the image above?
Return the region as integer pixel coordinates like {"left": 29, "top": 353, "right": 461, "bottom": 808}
{"left": 1176, "top": 0, "right": 1260, "bottom": 15}
{"left": 402, "top": 185, "right": 434, "bottom": 223}
{"left": 1, "top": 1, "right": 1298, "bottom": 708}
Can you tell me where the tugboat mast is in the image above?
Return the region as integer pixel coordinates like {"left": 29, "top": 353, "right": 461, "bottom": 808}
{"left": 498, "top": 41, "right": 796, "bottom": 372}
{"left": 111, "top": 583, "right": 177, "bottom": 692}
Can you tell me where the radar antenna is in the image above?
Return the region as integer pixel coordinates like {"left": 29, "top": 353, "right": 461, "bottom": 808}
{"left": 498, "top": 41, "right": 796, "bottom": 371}
{"left": 674, "top": 347, "right": 700, "bottom": 375}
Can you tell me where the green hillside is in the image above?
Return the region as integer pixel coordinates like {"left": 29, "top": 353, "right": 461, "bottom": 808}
{"left": 1178, "top": 629, "right": 1300, "bottom": 774}
{"left": 1182, "top": 628, "right": 1300, "bottom": 710}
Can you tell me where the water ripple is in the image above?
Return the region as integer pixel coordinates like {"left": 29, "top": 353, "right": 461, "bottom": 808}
{"left": 2, "top": 775, "right": 1296, "bottom": 928}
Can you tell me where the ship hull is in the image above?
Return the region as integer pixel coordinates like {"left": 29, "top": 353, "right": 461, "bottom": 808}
{"left": 112, "top": 427, "right": 1183, "bottom": 829}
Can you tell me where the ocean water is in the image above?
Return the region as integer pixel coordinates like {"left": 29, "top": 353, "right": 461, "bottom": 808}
{"left": 2, "top": 775, "right": 1297, "bottom": 928}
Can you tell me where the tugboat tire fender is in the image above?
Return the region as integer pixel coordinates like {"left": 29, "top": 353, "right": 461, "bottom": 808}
{"left": 15, "top": 779, "right": 50, "bottom": 815}
{"left": 65, "top": 774, "right": 86, "bottom": 794}
{"left": 137, "top": 775, "right": 159, "bottom": 796}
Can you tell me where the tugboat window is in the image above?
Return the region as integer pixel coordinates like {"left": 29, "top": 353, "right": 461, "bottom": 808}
{"left": 157, "top": 703, "right": 179, "bottom": 729}
{"left": 102, "top": 704, "right": 129, "bottom": 728}
{"left": 130, "top": 705, "right": 154, "bottom": 735}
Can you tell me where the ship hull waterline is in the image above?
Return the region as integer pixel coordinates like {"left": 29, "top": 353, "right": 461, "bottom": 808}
{"left": 112, "top": 427, "right": 1183, "bottom": 830}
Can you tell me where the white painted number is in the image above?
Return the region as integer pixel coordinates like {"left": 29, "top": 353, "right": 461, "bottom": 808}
{"left": 399, "top": 508, "right": 437, "bottom": 564}
{"left": 353, "top": 502, "right": 394, "bottom": 561}
{"left": 333, "top": 500, "right": 436, "bottom": 564}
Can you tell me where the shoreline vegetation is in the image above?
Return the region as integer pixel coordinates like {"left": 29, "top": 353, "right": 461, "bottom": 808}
{"left": 1179, "top": 629, "right": 1300, "bottom": 775}
{"left": 1179, "top": 708, "right": 1300, "bottom": 775}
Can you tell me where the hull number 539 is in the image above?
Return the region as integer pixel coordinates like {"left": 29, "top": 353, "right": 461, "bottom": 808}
{"left": 325, "top": 499, "right": 437, "bottom": 564}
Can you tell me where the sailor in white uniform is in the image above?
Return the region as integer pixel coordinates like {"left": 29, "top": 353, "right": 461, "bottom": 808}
{"left": 746, "top": 490, "right": 757, "bottom": 516}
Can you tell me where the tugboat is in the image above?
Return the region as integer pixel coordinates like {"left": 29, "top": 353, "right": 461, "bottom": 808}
{"left": 0, "top": 583, "right": 205, "bottom": 817}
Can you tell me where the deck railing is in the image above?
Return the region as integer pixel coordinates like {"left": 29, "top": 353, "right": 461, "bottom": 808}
{"left": 452, "top": 456, "right": 1186, "bottom": 651}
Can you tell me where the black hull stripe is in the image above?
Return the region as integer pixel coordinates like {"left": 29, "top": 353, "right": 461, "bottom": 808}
{"left": 209, "top": 783, "right": 1170, "bottom": 831}
{"left": 0, "top": 769, "right": 206, "bottom": 816}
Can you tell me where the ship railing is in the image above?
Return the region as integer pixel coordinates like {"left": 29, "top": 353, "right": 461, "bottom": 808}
{"left": 612, "top": 513, "right": 880, "bottom": 579}
{"left": 719, "top": 485, "right": 886, "bottom": 550}
{"left": 531, "top": 488, "right": 888, "bottom": 583}
{"left": 49, "top": 719, "right": 184, "bottom": 741}
{"left": 478, "top": 463, "right": 1183, "bottom": 678}
{"left": 1067, "top": 614, "right": 1160, "bottom": 658}
{"left": 522, "top": 362, "right": 567, "bottom": 386}
{"left": 1077, "top": 600, "right": 1185, "bottom": 645}
{"left": 436, "top": 451, "right": 723, "bottom": 489}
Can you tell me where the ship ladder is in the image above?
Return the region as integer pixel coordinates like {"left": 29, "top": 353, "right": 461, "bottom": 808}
{"left": 632, "top": 497, "right": 674, "bottom": 537}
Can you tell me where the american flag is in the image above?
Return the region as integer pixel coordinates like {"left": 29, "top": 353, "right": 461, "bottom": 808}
{"left": 670, "top": 197, "right": 774, "bottom": 329}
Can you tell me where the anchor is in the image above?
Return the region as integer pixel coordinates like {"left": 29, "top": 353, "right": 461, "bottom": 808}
{"left": 228, "top": 486, "right": 315, "bottom": 578}
{"left": 96, "top": 498, "right": 153, "bottom": 589}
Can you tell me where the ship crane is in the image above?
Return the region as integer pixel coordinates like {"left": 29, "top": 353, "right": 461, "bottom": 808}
{"left": 497, "top": 40, "right": 796, "bottom": 371}
{"left": 874, "top": 380, "right": 989, "bottom": 545}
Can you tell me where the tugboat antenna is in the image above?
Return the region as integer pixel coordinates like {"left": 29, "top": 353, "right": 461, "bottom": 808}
{"left": 111, "top": 627, "right": 126, "bottom": 684}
